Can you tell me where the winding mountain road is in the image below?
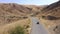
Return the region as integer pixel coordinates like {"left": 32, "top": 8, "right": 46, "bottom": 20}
{"left": 30, "top": 17, "right": 49, "bottom": 34}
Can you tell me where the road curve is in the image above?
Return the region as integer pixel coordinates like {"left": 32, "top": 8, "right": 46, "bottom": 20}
{"left": 30, "top": 17, "right": 49, "bottom": 34}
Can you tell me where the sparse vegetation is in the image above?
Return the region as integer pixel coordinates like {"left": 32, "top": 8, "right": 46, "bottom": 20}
{"left": 46, "top": 15, "right": 57, "bottom": 20}
{"left": 42, "top": 16, "right": 45, "bottom": 18}
{"left": 23, "top": 16, "right": 28, "bottom": 19}
{"left": 8, "top": 26, "right": 25, "bottom": 34}
{"left": 0, "top": 18, "right": 31, "bottom": 34}
{"left": 0, "top": 3, "right": 43, "bottom": 25}
{"left": 25, "top": 25, "right": 30, "bottom": 29}
{"left": 0, "top": 3, "right": 44, "bottom": 34}
{"left": 41, "top": 15, "right": 58, "bottom": 20}
{"left": 40, "top": 1, "right": 60, "bottom": 34}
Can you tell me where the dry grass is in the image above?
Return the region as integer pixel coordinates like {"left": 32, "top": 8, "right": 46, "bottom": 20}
{"left": 0, "top": 3, "right": 45, "bottom": 34}
{"left": 0, "top": 18, "right": 31, "bottom": 34}
{"left": 0, "top": 3, "right": 44, "bottom": 25}
{"left": 36, "top": 1, "right": 60, "bottom": 34}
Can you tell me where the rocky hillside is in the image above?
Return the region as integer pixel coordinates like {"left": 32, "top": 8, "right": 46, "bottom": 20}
{"left": 0, "top": 3, "right": 44, "bottom": 25}
{"left": 41, "top": 1, "right": 60, "bottom": 17}
{"left": 40, "top": 1, "right": 60, "bottom": 34}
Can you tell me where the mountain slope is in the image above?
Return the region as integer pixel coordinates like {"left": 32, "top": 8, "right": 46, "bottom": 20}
{"left": 41, "top": 1, "right": 60, "bottom": 17}
{"left": 0, "top": 3, "right": 44, "bottom": 25}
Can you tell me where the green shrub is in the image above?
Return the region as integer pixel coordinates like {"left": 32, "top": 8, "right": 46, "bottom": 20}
{"left": 42, "top": 16, "right": 45, "bottom": 18}
{"left": 26, "top": 25, "right": 30, "bottom": 29}
{"left": 47, "top": 15, "right": 57, "bottom": 20}
{"left": 9, "top": 26, "right": 25, "bottom": 34}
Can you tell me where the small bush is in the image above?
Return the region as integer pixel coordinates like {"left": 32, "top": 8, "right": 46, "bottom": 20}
{"left": 26, "top": 25, "right": 30, "bottom": 29}
{"left": 42, "top": 15, "right": 58, "bottom": 20}
{"left": 9, "top": 26, "right": 25, "bottom": 34}
{"left": 23, "top": 17, "right": 28, "bottom": 19}
{"left": 42, "top": 16, "right": 45, "bottom": 18}
{"left": 47, "top": 15, "right": 57, "bottom": 20}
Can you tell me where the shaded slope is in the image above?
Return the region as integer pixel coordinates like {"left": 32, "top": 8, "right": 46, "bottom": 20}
{"left": 41, "top": 1, "right": 60, "bottom": 17}
{"left": 40, "top": 1, "right": 60, "bottom": 34}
